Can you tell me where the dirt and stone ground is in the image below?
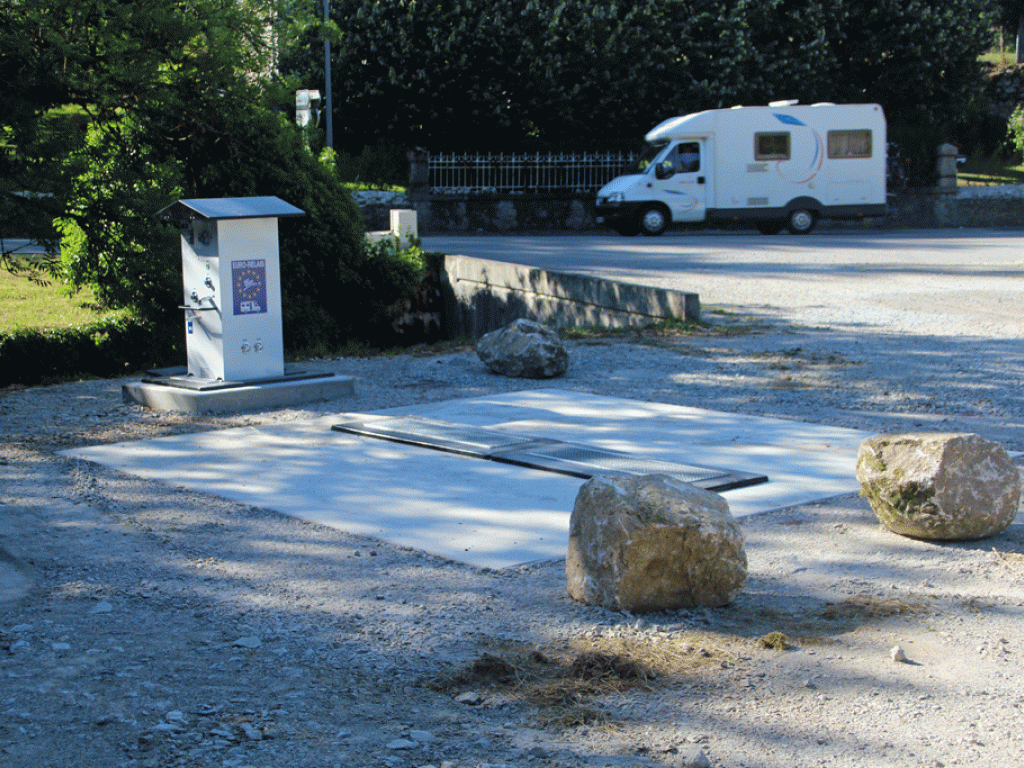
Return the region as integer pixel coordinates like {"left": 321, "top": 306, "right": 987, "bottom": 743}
{"left": 3, "top": 309, "right": 1024, "bottom": 768}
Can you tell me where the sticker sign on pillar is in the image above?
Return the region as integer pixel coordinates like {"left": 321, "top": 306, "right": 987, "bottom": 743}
{"left": 231, "top": 260, "right": 268, "bottom": 315}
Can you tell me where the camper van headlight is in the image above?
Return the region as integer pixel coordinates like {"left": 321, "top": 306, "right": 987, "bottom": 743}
{"left": 604, "top": 192, "right": 625, "bottom": 206}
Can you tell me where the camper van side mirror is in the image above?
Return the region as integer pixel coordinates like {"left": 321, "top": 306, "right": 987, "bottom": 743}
{"left": 655, "top": 161, "right": 674, "bottom": 180}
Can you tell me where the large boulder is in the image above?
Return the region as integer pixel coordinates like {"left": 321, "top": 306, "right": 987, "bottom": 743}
{"left": 477, "top": 318, "right": 568, "bottom": 379}
{"left": 566, "top": 474, "right": 747, "bottom": 612}
{"left": 856, "top": 432, "right": 1021, "bottom": 541}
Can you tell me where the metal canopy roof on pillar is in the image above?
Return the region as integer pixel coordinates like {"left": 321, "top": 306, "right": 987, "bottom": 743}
{"left": 154, "top": 196, "right": 306, "bottom": 222}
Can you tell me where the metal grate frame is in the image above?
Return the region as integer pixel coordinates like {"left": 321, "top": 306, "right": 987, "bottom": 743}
{"left": 332, "top": 416, "right": 767, "bottom": 492}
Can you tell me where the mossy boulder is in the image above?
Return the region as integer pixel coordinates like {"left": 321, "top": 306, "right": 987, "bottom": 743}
{"left": 856, "top": 433, "right": 1021, "bottom": 541}
{"left": 566, "top": 474, "right": 747, "bottom": 612}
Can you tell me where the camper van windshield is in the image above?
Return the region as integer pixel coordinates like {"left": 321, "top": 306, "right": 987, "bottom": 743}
{"left": 634, "top": 143, "right": 670, "bottom": 173}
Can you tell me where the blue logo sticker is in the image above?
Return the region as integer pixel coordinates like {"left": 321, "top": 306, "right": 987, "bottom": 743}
{"left": 232, "top": 260, "right": 268, "bottom": 315}
{"left": 773, "top": 113, "right": 807, "bottom": 126}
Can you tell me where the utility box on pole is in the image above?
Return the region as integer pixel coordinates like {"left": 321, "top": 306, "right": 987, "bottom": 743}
{"left": 122, "top": 196, "right": 355, "bottom": 412}
{"left": 295, "top": 89, "right": 321, "bottom": 129}
{"left": 156, "top": 196, "right": 304, "bottom": 382}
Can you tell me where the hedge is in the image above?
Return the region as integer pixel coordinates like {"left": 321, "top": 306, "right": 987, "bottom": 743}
{"left": 0, "top": 317, "right": 181, "bottom": 387}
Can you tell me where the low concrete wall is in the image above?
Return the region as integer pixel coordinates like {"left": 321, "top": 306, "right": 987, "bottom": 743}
{"left": 439, "top": 253, "right": 699, "bottom": 339}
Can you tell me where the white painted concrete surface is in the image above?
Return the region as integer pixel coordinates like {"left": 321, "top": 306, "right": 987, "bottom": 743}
{"left": 63, "top": 390, "right": 871, "bottom": 569}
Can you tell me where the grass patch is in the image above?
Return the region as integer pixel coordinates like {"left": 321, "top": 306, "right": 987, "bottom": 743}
{"left": 816, "top": 595, "right": 933, "bottom": 624}
{"left": 981, "top": 50, "right": 1019, "bottom": 68}
{"left": 427, "top": 642, "right": 661, "bottom": 730}
{"left": 756, "top": 631, "right": 790, "bottom": 651}
{"left": 562, "top": 317, "right": 705, "bottom": 339}
{"left": 992, "top": 548, "right": 1024, "bottom": 568}
{"left": 559, "top": 315, "right": 757, "bottom": 343}
{"left": 427, "top": 632, "right": 749, "bottom": 729}
{"left": 957, "top": 157, "right": 1024, "bottom": 187}
{"left": 340, "top": 181, "right": 407, "bottom": 194}
{"left": 0, "top": 258, "right": 125, "bottom": 332}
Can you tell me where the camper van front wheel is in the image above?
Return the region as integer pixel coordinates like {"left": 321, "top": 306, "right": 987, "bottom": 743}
{"left": 639, "top": 205, "right": 669, "bottom": 236}
{"left": 786, "top": 209, "right": 816, "bottom": 235}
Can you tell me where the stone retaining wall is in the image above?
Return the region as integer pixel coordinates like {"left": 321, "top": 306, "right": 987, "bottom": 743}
{"left": 355, "top": 188, "right": 1024, "bottom": 234}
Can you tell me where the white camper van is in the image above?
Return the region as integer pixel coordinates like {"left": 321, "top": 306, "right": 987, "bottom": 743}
{"left": 595, "top": 101, "right": 887, "bottom": 236}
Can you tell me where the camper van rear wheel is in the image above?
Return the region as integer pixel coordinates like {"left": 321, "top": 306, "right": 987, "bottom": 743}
{"left": 638, "top": 205, "right": 669, "bottom": 236}
{"left": 786, "top": 209, "right": 816, "bottom": 235}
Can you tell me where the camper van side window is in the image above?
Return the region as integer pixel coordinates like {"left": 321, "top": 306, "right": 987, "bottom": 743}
{"left": 828, "top": 130, "right": 872, "bottom": 159}
{"left": 677, "top": 142, "right": 700, "bottom": 173}
{"left": 755, "top": 132, "right": 790, "bottom": 161}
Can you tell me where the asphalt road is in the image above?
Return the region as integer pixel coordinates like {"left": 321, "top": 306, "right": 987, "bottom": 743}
{"left": 421, "top": 229, "right": 1024, "bottom": 339}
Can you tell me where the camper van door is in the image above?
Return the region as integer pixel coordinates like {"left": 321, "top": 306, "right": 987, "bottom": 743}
{"left": 651, "top": 141, "right": 707, "bottom": 223}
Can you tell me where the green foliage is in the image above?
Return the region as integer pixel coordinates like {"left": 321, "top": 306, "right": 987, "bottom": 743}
{"left": 281, "top": 0, "right": 995, "bottom": 176}
{"left": 1008, "top": 103, "right": 1024, "bottom": 156}
{"left": 0, "top": 317, "right": 180, "bottom": 386}
{"left": 3, "top": 0, "right": 427, "bottom": 358}
{"left": 330, "top": 140, "right": 409, "bottom": 187}
{"left": 824, "top": 1, "right": 992, "bottom": 125}
{"left": 56, "top": 116, "right": 184, "bottom": 322}
{"left": 1, "top": 0, "right": 279, "bottom": 266}
{"left": 282, "top": 0, "right": 682, "bottom": 151}
{"left": 994, "top": 0, "right": 1023, "bottom": 35}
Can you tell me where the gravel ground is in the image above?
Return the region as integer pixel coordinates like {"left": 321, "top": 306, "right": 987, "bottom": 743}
{"left": 3, "top": 305, "right": 1024, "bottom": 768}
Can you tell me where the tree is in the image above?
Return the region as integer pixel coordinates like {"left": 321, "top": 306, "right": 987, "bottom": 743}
{"left": 282, "top": 0, "right": 995, "bottom": 167}
{"left": 1, "top": 0, "right": 283, "bottom": 261}
{"left": 4, "top": 0, "right": 421, "bottom": 352}
{"left": 667, "top": 0, "right": 839, "bottom": 111}
{"left": 281, "top": 0, "right": 684, "bottom": 152}
{"left": 994, "top": 0, "right": 1024, "bottom": 63}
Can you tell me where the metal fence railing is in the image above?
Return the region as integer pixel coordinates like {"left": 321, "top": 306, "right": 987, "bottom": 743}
{"left": 428, "top": 151, "right": 639, "bottom": 195}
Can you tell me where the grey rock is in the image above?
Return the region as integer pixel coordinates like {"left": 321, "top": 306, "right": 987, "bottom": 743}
{"left": 857, "top": 432, "right": 1021, "bottom": 540}
{"left": 476, "top": 319, "right": 568, "bottom": 379}
{"left": 152, "top": 722, "right": 184, "bottom": 733}
{"left": 566, "top": 474, "right": 747, "bottom": 612}
{"left": 232, "top": 636, "right": 262, "bottom": 649}
{"left": 386, "top": 738, "right": 417, "bottom": 750}
{"left": 89, "top": 601, "right": 113, "bottom": 614}
{"left": 454, "top": 691, "right": 484, "bottom": 705}
{"left": 682, "top": 747, "right": 712, "bottom": 768}
{"left": 209, "top": 725, "right": 238, "bottom": 741}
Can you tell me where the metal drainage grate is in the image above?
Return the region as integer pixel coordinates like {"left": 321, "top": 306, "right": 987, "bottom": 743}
{"left": 332, "top": 415, "right": 767, "bottom": 492}
{"left": 505, "top": 443, "right": 726, "bottom": 486}
{"left": 332, "top": 416, "right": 544, "bottom": 457}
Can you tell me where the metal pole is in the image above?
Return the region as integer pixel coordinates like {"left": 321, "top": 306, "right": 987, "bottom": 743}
{"left": 323, "top": 0, "right": 333, "bottom": 149}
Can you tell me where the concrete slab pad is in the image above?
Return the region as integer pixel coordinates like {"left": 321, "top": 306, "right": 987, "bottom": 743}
{"left": 122, "top": 374, "right": 354, "bottom": 413}
{"left": 62, "top": 390, "right": 871, "bottom": 569}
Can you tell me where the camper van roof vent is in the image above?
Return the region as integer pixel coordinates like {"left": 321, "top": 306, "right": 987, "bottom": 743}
{"left": 811, "top": 102, "right": 836, "bottom": 107}
{"left": 768, "top": 99, "right": 799, "bottom": 107}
